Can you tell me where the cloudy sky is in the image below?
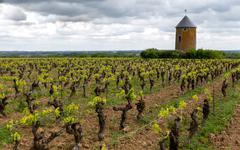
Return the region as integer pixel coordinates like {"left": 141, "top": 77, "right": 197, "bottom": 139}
{"left": 0, "top": 0, "right": 240, "bottom": 51}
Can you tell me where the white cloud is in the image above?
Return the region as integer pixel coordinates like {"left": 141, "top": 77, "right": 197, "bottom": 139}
{"left": 0, "top": 4, "right": 26, "bottom": 21}
{"left": 0, "top": 0, "right": 240, "bottom": 50}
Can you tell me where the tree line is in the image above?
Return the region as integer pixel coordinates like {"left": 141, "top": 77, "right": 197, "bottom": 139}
{"left": 140, "top": 49, "right": 228, "bottom": 59}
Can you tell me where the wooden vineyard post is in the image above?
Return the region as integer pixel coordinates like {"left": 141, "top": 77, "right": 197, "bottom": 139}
{"left": 212, "top": 84, "right": 215, "bottom": 115}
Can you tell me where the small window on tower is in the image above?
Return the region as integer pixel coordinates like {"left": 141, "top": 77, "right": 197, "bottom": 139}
{"left": 178, "top": 36, "right": 182, "bottom": 43}
{"left": 184, "top": 27, "right": 187, "bottom": 31}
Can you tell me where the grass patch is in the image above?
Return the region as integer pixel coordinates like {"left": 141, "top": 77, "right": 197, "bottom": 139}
{"left": 186, "top": 85, "right": 240, "bottom": 150}
{"left": 0, "top": 125, "right": 12, "bottom": 148}
{"left": 110, "top": 131, "right": 125, "bottom": 148}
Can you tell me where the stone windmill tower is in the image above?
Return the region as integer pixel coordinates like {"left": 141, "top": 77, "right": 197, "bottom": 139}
{"left": 175, "top": 11, "right": 197, "bottom": 51}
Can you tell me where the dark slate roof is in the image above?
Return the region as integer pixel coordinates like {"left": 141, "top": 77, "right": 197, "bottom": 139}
{"left": 176, "top": 15, "right": 196, "bottom": 28}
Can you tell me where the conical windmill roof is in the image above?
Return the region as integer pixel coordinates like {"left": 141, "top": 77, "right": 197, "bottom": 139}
{"left": 176, "top": 15, "right": 196, "bottom": 28}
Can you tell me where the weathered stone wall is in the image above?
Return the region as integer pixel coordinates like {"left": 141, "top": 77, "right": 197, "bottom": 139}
{"left": 175, "top": 28, "right": 196, "bottom": 51}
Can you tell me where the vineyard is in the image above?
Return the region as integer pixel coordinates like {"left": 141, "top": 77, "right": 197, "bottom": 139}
{"left": 0, "top": 58, "right": 240, "bottom": 150}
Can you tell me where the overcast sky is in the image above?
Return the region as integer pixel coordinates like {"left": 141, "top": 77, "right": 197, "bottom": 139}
{"left": 0, "top": 0, "right": 240, "bottom": 51}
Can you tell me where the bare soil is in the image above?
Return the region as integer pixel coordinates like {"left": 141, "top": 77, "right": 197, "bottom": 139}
{"left": 2, "top": 78, "right": 224, "bottom": 150}
{"left": 113, "top": 78, "right": 223, "bottom": 150}
{"left": 212, "top": 105, "right": 240, "bottom": 150}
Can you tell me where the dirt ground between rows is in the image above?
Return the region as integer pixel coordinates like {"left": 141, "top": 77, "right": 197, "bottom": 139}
{"left": 212, "top": 104, "right": 240, "bottom": 150}
{"left": 114, "top": 78, "right": 224, "bottom": 150}
{"left": 2, "top": 77, "right": 224, "bottom": 150}
{"left": 1, "top": 83, "right": 180, "bottom": 150}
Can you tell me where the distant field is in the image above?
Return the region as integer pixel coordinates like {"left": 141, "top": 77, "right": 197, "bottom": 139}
{"left": 0, "top": 51, "right": 142, "bottom": 57}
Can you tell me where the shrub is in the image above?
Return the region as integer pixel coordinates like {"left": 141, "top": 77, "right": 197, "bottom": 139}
{"left": 140, "top": 48, "right": 226, "bottom": 59}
